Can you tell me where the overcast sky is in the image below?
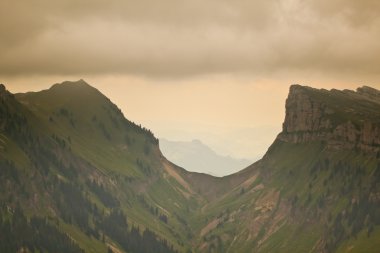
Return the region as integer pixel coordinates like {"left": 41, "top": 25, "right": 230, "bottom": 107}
{"left": 1, "top": 0, "right": 380, "bottom": 159}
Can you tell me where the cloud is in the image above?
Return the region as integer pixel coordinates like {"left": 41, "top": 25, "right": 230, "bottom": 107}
{"left": 309, "top": 0, "right": 380, "bottom": 26}
{"left": 0, "top": 0, "right": 380, "bottom": 79}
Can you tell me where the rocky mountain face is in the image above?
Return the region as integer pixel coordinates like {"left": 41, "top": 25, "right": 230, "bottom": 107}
{"left": 279, "top": 85, "right": 380, "bottom": 153}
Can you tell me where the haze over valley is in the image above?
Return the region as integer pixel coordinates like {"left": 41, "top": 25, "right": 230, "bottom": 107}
{"left": 159, "top": 138, "right": 253, "bottom": 176}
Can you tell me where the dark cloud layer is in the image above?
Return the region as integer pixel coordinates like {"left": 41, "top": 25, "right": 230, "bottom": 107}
{"left": 1, "top": 0, "right": 380, "bottom": 78}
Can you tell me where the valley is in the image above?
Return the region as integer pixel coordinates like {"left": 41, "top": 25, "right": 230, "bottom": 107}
{"left": 0, "top": 81, "right": 379, "bottom": 253}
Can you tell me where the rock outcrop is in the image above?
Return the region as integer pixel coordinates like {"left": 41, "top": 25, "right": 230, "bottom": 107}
{"left": 278, "top": 84, "right": 380, "bottom": 153}
{"left": 0, "top": 83, "right": 15, "bottom": 100}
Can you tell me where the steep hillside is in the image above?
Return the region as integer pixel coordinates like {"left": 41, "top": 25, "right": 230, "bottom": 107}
{"left": 189, "top": 85, "right": 380, "bottom": 253}
{"left": 1, "top": 80, "right": 204, "bottom": 253}
{"left": 160, "top": 138, "right": 252, "bottom": 176}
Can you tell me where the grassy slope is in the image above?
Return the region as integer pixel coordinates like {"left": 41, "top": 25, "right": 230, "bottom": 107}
{"left": 186, "top": 86, "right": 380, "bottom": 252}
{"left": 336, "top": 226, "right": 380, "bottom": 253}
{"left": 193, "top": 139, "right": 379, "bottom": 252}
{"left": 9, "top": 80, "right": 205, "bottom": 252}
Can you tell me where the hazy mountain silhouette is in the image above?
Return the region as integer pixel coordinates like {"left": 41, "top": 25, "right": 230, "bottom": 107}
{"left": 160, "top": 138, "right": 252, "bottom": 176}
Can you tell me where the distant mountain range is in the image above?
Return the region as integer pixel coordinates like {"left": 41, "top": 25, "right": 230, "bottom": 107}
{"left": 0, "top": 80, "right": 379, "bottom": 253}
{"left": 159, "top": 138, "right": 252, "bottom": 176}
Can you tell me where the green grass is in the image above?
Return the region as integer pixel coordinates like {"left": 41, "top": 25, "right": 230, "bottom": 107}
{"left": 336, "top": 226, "right": 380, "bottom": 253}
{"left": 60, "top": 221, "right": 110, "bottom": 253}
{"left": 0, "top": 134, "right": 31, "bottom": 169}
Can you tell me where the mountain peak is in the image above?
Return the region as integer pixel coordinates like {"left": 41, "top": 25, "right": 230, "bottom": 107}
{"left": 15, "top": 79, "right": 117, "bottom": 125}
{"left": 279, "top": 84, "right": 380, "bottom": 152}
{"left": 50, "top": 79, "right": 92, "bottom": 91}
{"left": 191, "top": 139, "right": 203, "bottom": 145}
{"left": 282, "top": 84, "right": 325, "bottom": 134}
{"left": 357, "top": 85, "right": 380, "bottom": 99}
{"left": 0, "top": 83, "right": 14, "bottom": 99}
{"left": 289, "top": 83, "right": 309, "bottom": 91}
{"left": 160, "top": 138, "right": 252, "bottom": 176}
{"left": 42, "top": 79, "right": 107, "bottom": 104}
{"left": 288, "top": 84, "right": 319, "bottom": 94}
{"left": 0, "top": 83, "right": 6, "bottom": 92}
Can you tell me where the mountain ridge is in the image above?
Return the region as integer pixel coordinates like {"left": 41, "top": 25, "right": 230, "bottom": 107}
{"left": 279, "top": 84, "right": 380, "bottom": 153}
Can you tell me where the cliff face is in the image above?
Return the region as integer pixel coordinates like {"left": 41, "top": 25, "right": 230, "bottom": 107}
{"left": 278, "top": 85, "right": 380, "bottom": 152}
{"left": 0, "top": 83, "right": 13, "bottom": 99}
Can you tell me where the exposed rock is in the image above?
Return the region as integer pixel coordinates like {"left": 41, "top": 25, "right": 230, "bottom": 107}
{"left": 0, "top": 84, "right": 14, "bottom": 100}
{"left": 278, "top": 84, "right": 380, "bottom": 153}
{"left": 0, "top": 84, "right": 8, "bottom": 99}
{"left": 0, "top": 84, "right": 5, "bottom": 92}
{"left": 282, "top": 85, "right": 331, "bottom": 133}
{"left": 357, "top": 86, "right": 380, "bottom": 101}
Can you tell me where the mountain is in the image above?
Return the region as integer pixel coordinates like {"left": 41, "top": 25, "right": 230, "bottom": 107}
{"left": 181, "top": 84, "right": 380, "bottom": 253}
{"left": 0, "top": 80, "right": 205, "bottom": 253}
{"left": 0, "top": 81, "right": 379, "bottom": 253}
{"left": 159, "top": 138, "right": 252, "bottom": 176}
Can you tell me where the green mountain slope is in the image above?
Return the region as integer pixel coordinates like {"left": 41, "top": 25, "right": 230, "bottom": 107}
{"left": 186, "top": 85, "right": 380, "bottom": 253}
{"left": 1, "top": 80, "right": 205, "bottom": 253}
{"left": 0, "top": 81, "right": 379, "bottom": 253}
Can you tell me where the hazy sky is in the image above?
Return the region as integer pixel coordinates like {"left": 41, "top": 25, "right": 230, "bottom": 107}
{"left": 1, "top": 0, "right": 380, "bottom": 159}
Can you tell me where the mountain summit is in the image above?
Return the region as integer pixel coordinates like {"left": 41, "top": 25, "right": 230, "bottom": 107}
{"left": 279, "top": 85, "right": 380, "bottom": 152}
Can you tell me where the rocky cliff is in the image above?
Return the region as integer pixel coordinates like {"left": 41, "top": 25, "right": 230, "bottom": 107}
{"left": 0, "top": 83, "right": 13, "bottom": 99}
{"left": 278, "top": 84, "right": 380, "bottom": 153}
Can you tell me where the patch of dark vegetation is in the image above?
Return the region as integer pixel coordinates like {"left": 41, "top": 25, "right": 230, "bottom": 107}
{"left": 0, "top": 206, "right": 83, "bottom": 253}
{"left": 99, "top": 209, "right": 178, "bottom": 253}
{"left": 86, "top": 179, "right": 120, "bottom": 208}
